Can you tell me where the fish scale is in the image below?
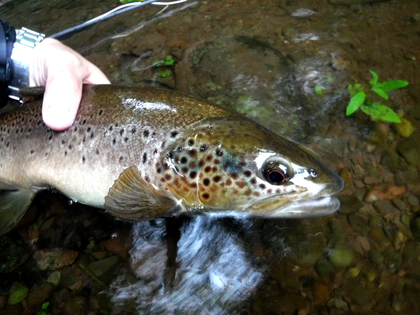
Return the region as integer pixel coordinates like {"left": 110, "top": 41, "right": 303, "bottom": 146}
{"left": 0, "top": 85, "right": 343, "bottom": 235}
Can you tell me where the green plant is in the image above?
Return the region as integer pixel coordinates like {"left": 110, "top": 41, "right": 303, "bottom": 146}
{"left": 153, "top": 55, "right": 175, "bottom": 67}
{"left": 315, "top": 85, "right": 323, "bottom": 95}
{"left": 158, "top": 69, "right": 172, "bottom": 78}
{"left": 37, "top": 302, "right": 51, "bottom": 315}
{"left": 346, "top": 70, "right": 408, "bottom": 123}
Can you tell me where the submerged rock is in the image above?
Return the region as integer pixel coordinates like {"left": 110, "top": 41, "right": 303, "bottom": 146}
{"left": 397, "top": 136, "right": 420, "bottom": 167}
{"left": 28, "top": 282, "right": 54, "bottom": 308}
{"left": 34, "top": 249, "right": 79, "bottom": 271}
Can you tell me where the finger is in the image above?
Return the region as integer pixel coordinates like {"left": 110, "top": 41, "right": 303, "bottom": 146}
{"left": 42, "top": 71, "right": 83, "bottom": 131}
{"left": 83, "top": 62, "right": 111, "bottom": 85}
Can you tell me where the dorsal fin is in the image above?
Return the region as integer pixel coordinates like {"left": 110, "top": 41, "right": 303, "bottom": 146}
{"left": 104, "top": 166, "right": 178, "bottom": 221}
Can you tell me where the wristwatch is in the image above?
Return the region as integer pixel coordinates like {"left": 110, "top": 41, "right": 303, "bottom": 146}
{"left": 8, "top": 27, "right": 45, "bottom": 101}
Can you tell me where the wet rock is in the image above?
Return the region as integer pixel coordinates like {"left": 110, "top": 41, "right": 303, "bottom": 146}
{"left": 392, "top": 199, "right": 407, "bottom": 212}
{"left": 395, "top": 118, "right": 414, "bottom": 137}
{"left": 369, "top": 215, "right": 384, "bottom": 228}
{"left": 381, "top": 151, "right": 401, "bottom": 172}
{"left": 373, "top": 200, "right": 400, "bottom": 216}
{"left": 7, "top": 284, "right": 28, "bottom": 305}
{"left": 0, "top": 296, "right": 6, "bottom": 309}
{"left": 397, "top": 136, "right": 420, "bottom": 167}
{"left": 383, "top": 248, "right": 403, "bottom": 272}
{"left": 329, "top": 0, "right": 391, "bottom": 5}
{"left": 395, "top": 166, "right": 419, "bottom": 185}
{"left": 348, "top": 213, "right": 369, "bottom": 234}
{"left": 313, "top": 282, "right": 330, "bottom": 304}
{"left": 316, "top": 258, "right": 334, "bottom": 275}
{"left": 365, "top": 185, "right": 406, "bottom": 202}
{"left": 272, "top": 292, "right": 310, "bottom": 314}
{"left": 34, "top": 249, "right": 79, "bottom": 271}
{"left": 338, "top": 195, "right": 362, "bottom": 214}
{"left": 69, "top": 280, "right": 83, "bottom": 292}
{"left": 64, "top": 296, "right": 88, "bottom": 315}
{"left": 348, "top": 280, "right": 375, "bottom": 306}
{"left": 47, "top": 271, "right": 61, "bottom": 286}
{"left": 333, "top": 298, "right": 348, "bottom": 309}
{"left": 406, "top": 192, "right": 419, "bottom": 207}
{"left": 27, "top": 283, "right": 54, "bottom": 308}
{"left": 329, "top": 247, "right": 354, "bottom": 267}
{"left": 88, "top": 255, "right": 120, "bottom": 278}
{"left": 103, "top": 232, "right": 130, "bottom": 260}
{"left": 410, "top": 215, "right": 420, "bottom": 240}
{"left": 368, "top": 249, "right": 384, "bottom": 264}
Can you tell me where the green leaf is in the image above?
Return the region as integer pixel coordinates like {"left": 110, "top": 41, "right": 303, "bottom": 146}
{"left": 375, "top": 80, "right": 409, "bottom": 92}
{"left": 372, "top": 87, "right": 388, "bottom": 100}
{"left": 327, "top": 77, "right": 333, "bottom": 83}
{"left": 315, "top": 85, "right": 323, "bottom": 95}
{"left": 346, "top": 91, "right": 366, "bottom": 116}
{"left": 369, "top": 70, "right": 379, "bottom": 86}
{"left": 42, "top": 302, "right": 49, "bottom": 310}
{"left": 164, "top": 56, "right": 174, "bottom": 65}
{"left": 361, "top": 102, "right": 401, "bottom": 123}
{"left": 348, "top": 84, "right": 363, "bottom": 97}
{"left": 158, "top": 70, "right": 172, "bottom": 78}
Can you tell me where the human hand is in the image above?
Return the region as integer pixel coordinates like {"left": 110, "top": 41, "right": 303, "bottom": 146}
{"left": 30, "top": 38, "right": 110, "bottom": 131}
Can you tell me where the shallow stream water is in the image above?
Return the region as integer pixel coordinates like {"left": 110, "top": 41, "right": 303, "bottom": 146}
{"left": 1, "top": 0, "right": 420, "bottom": 314}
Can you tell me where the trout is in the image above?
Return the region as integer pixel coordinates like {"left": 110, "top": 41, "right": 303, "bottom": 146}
{"left": 0, "top": 85, "right": 343, "bottom": 234}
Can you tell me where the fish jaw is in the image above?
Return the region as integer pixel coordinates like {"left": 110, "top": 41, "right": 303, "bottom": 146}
{"left": 244, "top": 163, "right": 344, "bottom": 218}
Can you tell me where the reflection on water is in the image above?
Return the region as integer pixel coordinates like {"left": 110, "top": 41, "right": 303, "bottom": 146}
{"left": 110, "top": 217, "right": 264, "bottom": 314}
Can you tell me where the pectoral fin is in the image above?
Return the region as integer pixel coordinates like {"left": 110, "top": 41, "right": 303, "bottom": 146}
{"left": 104, "top": 166, "right": 177, "bottom": 221}
{"left": 0, "top": 189, "right": 37, "bottom": 235}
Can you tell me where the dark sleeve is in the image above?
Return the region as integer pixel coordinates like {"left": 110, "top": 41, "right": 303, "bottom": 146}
{"left": 0, "top": 19, "right": 16, "bottom": 107}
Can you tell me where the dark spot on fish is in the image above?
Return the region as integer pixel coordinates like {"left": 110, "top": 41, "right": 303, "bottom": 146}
{"left": 215, "top": 149, "right": 223, "bottom": 156}
{"left": 74, "top": 127, "right": 78, "bottom": 132}
{"left": 171, "top": 131, "right": 178, "bottom": 138}
{"left": 188, "top": 139, "right": 194, "bottom": 146}
{"left": 48, "top": 135, "right": 53, "bottom": 140}
{"left": 96, "top": 149, "right": 99, "bottom": 155}
{"left": 204, "top": 166, "right": 211, "bottom": 173}
{"left": 124, "top": 137, "right": 128, "bottom": 143}
{"left": 145, "top": 176, "right": 150, "bottom": 183}
{"left": 180, "top": 157, "right": 188, "bottom": 164}
{"left": 250, "top": 178, "right": 257, "bottom": 185}
{"left": 37, "top": 121, "right": 42, "bottom": 126}
{"left": 189, "top": 161, "right": 196, "bottom": 168}
{"left": 30, "top": 150, "right": 34, "bottom": 154}
{"left": 213, "top": 176, "right": 221, "bottom": 183}
{"left": 82, "top": 137, "right": 86, "bottom": 143}
{"left": 245, "top": 189, "right": 253, "bottom": 196}
{"left": 198, "top": 159, "right": 204, "bottom": 167}
{"left": 157, "top": 167, "right": 162, "bottom": 174}
{"left": 45, "top": 152, "right": 48, "bottom": 157}
{"left": 212, "top": 166, "right": 217, "bottom": 172}
{"left": 165, "top": 174, "right": 172, "bottom": 181}
{"left": 91, "top": 133, "right": 94, "bottom": 139}
{"left": 206, "top": 155, "right": 213, "bottom": 162}
{"left": 161, "top": 178, "right": 165, "bottom": 182}
{"left": 82, "top": 156, "right": 86, "bottom": 163}
{"left": 82, "top": 119, "right": 87, "bottom": 125}
{"left": 87, "top": 127, "right": 91, "bottom": 132}
{"left": 188, "top": 149, "right": 197, "bottom": 158}
{"left": 239, "top": 161, "right": 247, "bottom": 167}
{"left": 142, "top": 152, "right": 147, "bottom": 164}
{"left": 177, "top": 146, "right": 184, "bottom": 152}
{"left": 161, "top": 141, "right": 166, "bottom": 149}
{"left": 231, "top": 173, "right": 239, "bottom": 180}
{"left": 64, "top": 151, "right": 67, "bottom": 156}
{"left": 214, "top": 159, "right": 220, "bottom": 165}
{"left": 99, "top": 109, "right": 103, "bottom": 116}
{"left": 190, "top": 182, "right": 197, "bottom": 188}
{"left": 120, "top": 129, "right": 124, "bottom": 136}
{"left": 203, "top": 178, "right": 210, "bottom": 186}
{"left": 109, "top": 126, "right": 113, "bottom": 131}
{"left": 267, "top": 189, "right": 272, "bottom": 194}
{"left": 143, "top": 130, "right": 149, "bottom": 137}
{"left": 236, "top": 181, "right": 246, "bottom": 189}
{"left": 61, "top": 140, "right": 65, "bottom": 145}
{"left": 119, "top": 156, "right": 124, "bottom": 162}
{"left": 243, "top": 170, "right": 252, "bottom": 177}
{"left": 153, "top": 149, "right": 158, "bottom": 155}
{"left": 253, "top": 192, "right": 260, "bottom": 197}
{"left": 276, "top": 188, "right": 281, "bottom": 194}
{"left": 182, "top": 167, "right": 188, "bottom": 173}
{"left": 131, "top": 127, "right": 136, "bottom": 134}
{"left": 202, "top": 193, "right": 209, "bottom": 199}
{"left": 112, "top": 139, "right": 116, "bottom": 145}
{"left": 200, "top": 144, "right": 209, "bottom": 151}
{"left": 152, "top": 132, "right": 156, "bottom": 137}
{"left": 190, "top": 171, "right": 197, "bottom": 179}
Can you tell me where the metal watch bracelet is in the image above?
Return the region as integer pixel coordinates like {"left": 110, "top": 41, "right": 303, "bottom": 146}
{"left": 8, "top": 27, "right": 45, "bottom": 101}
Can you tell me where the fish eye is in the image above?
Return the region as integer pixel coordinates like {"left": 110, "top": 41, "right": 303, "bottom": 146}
{"left": 262, "top": 157, "right": 293, "bottom": 185}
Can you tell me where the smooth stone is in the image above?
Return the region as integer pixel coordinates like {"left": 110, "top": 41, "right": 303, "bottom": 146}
{"left": 88, "top": 255, "right": 120, "bottom": 278}
{"left": 47, "top": 271, "right": 61, "bottom": 286}
{"left": 7, "top": 284, "right": 28, "bottom": 305}
{"left": 64, "top": 296, "right": 89, "bottom": 315}
{"left": 368, "top": 249, "right": 384, "bottom": 264}
{"left": 373, "top": 200, "right": 400, "bottom": 216}
{"left": 397, "top": 136, "right": 420, "bottom": 167}
{"left": 28, "top": 283, "right": 54, "bottom": 308}
{"left": 329, "top": 247, "right": 354, "bottom": 267}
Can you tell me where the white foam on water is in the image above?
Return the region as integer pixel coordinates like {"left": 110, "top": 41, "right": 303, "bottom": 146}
{"left": 109, "top": 216, "right": 264, "bottom": 314}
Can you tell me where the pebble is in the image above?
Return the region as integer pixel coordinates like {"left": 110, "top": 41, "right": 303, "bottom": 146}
{"left": 34, "top": 249, "right": 79, "bottom": 271}
{"left": 365, "top": 185, "right": 406, "bottom": 202}
{"left": 397, "top": 137, "right": 420, "bottom": 167}
{"left": 406, "top": 193, "right": 419, "bottom": 207}
{"left": 373, "top": 200, "right": 400, "bottom": 216}
{"left": 7, "top": 284, "right": 28, "bottom": 305}
{"left": 47, "top": 271, "right": 62, "bottom": 286}
{"left": 64, "top": 296, "right": 89, "bottom": 315}
{"left": 363, "top": 176, "right": 378, "bottom": 185}
{"left": 392, "top": 199, "right": 407, "bottom": 211}
{"left": 316, "top": 258, "right": 334, "bottom": 275}
{"left": 88, "top": 255, "right": 120, "bottom": 278}
{"left": 368, "top": 249, "right": 384, "bottom": 264}
{"left": 329, "top": 247, "right": 354, "bottom": 267}
{"left": 27, "top": 283, "right": 54, "bottom": 308}
{"left": 395, "top": 118, "right": 414, "bottom": 137}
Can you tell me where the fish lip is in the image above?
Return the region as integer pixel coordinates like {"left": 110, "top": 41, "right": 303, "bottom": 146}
{"left": 246, "top": 195, "right": 341, "bottom": 218}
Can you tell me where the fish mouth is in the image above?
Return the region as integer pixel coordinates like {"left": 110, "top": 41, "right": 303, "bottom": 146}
{"left": 245, "top": 173, "right": 344, "bottom": 219}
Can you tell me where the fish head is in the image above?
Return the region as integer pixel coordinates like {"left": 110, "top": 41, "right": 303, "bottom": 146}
{"left": 160, "top": 117, "right": 344, "bottom": 218}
